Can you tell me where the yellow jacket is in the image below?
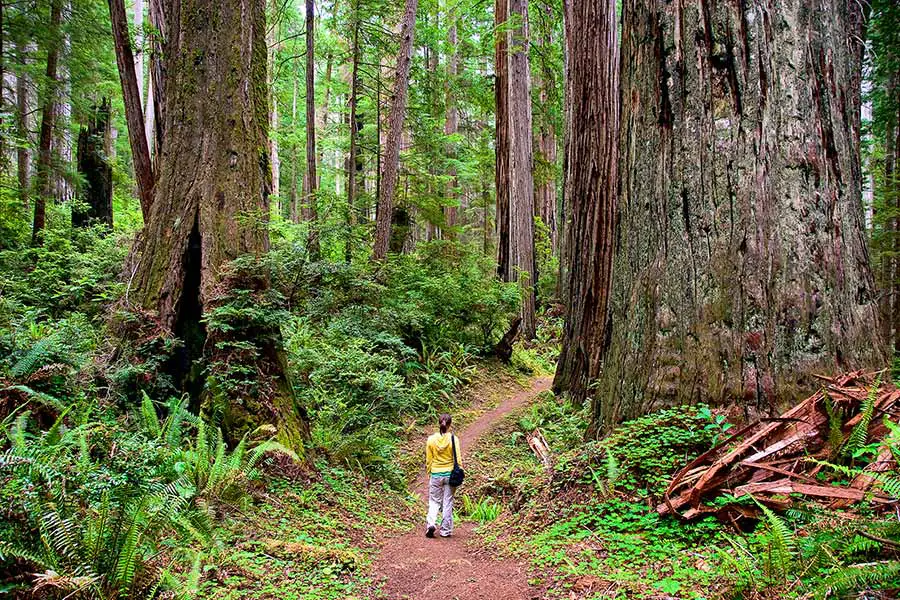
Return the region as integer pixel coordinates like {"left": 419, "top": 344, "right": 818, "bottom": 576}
{"left": 426, "top": 432, "right": 461, "bottom": 474}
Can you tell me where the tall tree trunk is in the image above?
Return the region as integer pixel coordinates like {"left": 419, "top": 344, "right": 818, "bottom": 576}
{"left": 596, "top": 0, "right": 883, "bottom": 434}
{"left": 372, "top": 0, "right": 419, "bottom": 261}
{"left": 494, "top": 0, "right": 510, "bottom": 279}
{"left": 147, "top": 0, "right": 167, "bottom": 165}
{"left": 134, "top": 0, "right": 144, "bottom": 104}
{"left": 15, "top": 43, "right": 30, "bottom": 209}
{"left": 552, "top": 0, "right": 618, "bottom": 405}
{"left": 290, "top": 58, "right": 300, "bottom": 222}
{"left": 507, "top": 0, "right": 537, "bottom": 338}
{"left": 536, "top": 6, "right": 558, "bottom": 253}
{"left": 304, "top": 0, "right": 319, "bottom": 258}
{"left": 73, "top": 99, "right": 113, "bottom": 228}
{"left": 31, "top": 0, "right": 63, "bottom": 246}
{"left": 444, "top": 17, "right": 459, "bottom": 234}
{"left": 123, "top": 0, "right": 309, "bottom": 449}
{"left": 345, "top": 14, "right": 360, "bottom": 263}
{"left": 108, "top": 0, "right": 154, "bottom": 221}
{"left": 892, "top": 103, "right": 900, "bottom": 354}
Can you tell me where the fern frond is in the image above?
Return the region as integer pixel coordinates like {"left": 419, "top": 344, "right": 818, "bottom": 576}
{"left": 844, "top": 375, "right": 880, "bottom": 457}
{"left": 140, "top": 391, "right": 161, "bottom": 439}
{"left": 817, "top": 560, "right": 900, "bottom": 598}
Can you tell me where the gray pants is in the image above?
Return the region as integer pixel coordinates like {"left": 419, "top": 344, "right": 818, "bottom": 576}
{"left": 426, "top": 475, "right": 455, "bottom": 535}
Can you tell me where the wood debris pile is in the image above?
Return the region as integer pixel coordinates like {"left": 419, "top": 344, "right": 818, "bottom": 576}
{"left": 657, "top": 371, "right": 899, "bottom": 523}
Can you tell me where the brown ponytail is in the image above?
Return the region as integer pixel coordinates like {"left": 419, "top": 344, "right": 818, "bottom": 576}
{"left": 439, "top": 413, "right": 452, "bottom": 434}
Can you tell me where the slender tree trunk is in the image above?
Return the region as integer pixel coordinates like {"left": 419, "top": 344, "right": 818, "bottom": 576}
{"left": 507, "top": 0, "right": 537, "bottom": 338}
{"left": 134, "top": 0, "right": 144, "bottom": 104}
{"left": 73, "top": 99, "right": 113, "bottom": 228}
{"left": 124, "top": 0, "right": 308, "bottom": 449}
{"left": 290, "top": 58, "right": 300, "bottom": 222}
{"left": 304, "top": 0, "right": 319, "bottom": 257}
{"left": 597, "top": 0, "right": 883, "bottom": 433}
{"left": 536, "top": 6, "right": 558, "bottom": 253}
{"left": 108, "top": 0, "right": 154, "bottom": 221}
{"left": 372, "top": 0, "right": 419, "bottom": 260}
{"left": 345, "top": 15, "right": 360, "bottom": 263}
{"left": 144, "top": 65, "right": 155, "bottom": 159}
{"left": 892, "top": 103, "right": 900, "bottom": 354}
{"left": 147, "top": 0, "right": 166, "bottom": 165}
{"left": 31, "top": 0, "right": 63, "bottom": 246}
{"left": 494, "top": 0, "right": 510, "bottom": 279}
{"left": 444, "top": 18, "right": 459, "bottom": 234}
{"left": 15, "top": 43, "right": 30, "bottom": 209}
{"left": 553, "top": 0, "right": 618, "bottom": 406}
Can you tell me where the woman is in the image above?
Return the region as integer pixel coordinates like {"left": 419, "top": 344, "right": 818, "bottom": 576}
{"left": 425, "top": 413, "right": 461, "bottom": 538}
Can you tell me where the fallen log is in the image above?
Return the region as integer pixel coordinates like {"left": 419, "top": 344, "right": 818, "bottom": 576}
{"left": 657, "top": 370, "right": 899, "bottom": 521}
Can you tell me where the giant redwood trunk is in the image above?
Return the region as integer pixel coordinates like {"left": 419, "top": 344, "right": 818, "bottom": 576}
{"left": 124, "top": 0, "right": 309, "bottom": 450}
{"left": 373, "top": 0, "right": 418, "bottom": 261}
{"left": 595, "top": 0, "right": 884, "bottom": 433}
{"left": 506, "top": 0, "right": 537, "bottom": 338}
{"left": 553, "top": 0, "right": 618, "bottom": 404}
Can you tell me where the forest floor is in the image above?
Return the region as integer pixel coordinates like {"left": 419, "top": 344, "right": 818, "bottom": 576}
{"left": 369, "top": 375, "right": 552, "bottom": 600}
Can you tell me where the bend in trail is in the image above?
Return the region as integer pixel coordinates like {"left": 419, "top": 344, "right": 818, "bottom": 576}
{"left": 371, "top": 375, "right": 552, "bottom": 600}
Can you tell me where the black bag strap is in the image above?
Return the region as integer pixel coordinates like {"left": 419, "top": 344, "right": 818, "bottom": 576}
{"left": 450, "top": 434, "right": 459, "bottom": 469}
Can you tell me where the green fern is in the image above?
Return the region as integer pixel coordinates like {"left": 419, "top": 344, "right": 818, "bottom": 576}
{"left": 823, "top": 389, "right": 844, "bottom": 456}
{"left": 140, "top": 391, "right": 161, "bottom": 439}
{"left": 816, "top": 560, "right": 900, "bottom": 598}
{"left": 843, "top": 375, "right": 881, "bottom": 458}
{"left": 756, "top": 500, "right": 797, "bottom": 582}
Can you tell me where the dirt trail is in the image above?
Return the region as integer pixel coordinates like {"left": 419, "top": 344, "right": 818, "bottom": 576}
{"left": 371, "top": 376, "right": 553, "bottom": 600}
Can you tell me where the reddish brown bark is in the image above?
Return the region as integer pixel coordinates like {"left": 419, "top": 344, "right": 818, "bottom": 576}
{"left": 553, "top": 0, "right": 619, "bottom": 405}
{"left": 373, "top": 0, "right": 419, "bottom": 261}
{"left": 108, "top": 0, "right": 154, "bottom": 222}
{"left": 597, "top": 0, "right": 883, "bottom": 433}
{"left": 506, "top": 0, "right": 537, "bottom": 338}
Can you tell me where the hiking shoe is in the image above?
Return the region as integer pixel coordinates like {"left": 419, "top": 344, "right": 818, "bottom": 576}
{"left": 425, "top": 526, "right": 436, "bottom": 538}
{"left": 440, "top": 532, "right": 451, "bottom": 538}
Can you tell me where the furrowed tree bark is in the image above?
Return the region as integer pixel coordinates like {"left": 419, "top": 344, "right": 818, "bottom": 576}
{"left": 552, "top": 0, "right": 618, "bottom": 405}
{"left": 108, "top": 0, "right": 154, "bottom": 222}
{"left": 31, "top": 0, "right": 63, "bottom": 246}
{"left": 304, "top": 0, "right": 319, "bottom": 258}
{"left": 73, "top": 99, "right": 113, "bottom": 228}
{"left": 123, "top": 0, "right": 309, "bottom": 451}
{"left": 595, "top": 0, "right": 884, "bottom": 434}
{"left": 372, "top": 0, "right": 418, "bottom": 261}
{"left": 506, "top": 0, "right": 537, "bottom": 339}
{"left": 494, "top": 0, "right": 510, "bottom": 279}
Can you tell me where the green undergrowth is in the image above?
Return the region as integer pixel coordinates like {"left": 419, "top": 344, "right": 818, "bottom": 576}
{"left": 466, "top": 392, "right": 900, "bottom": 599}
{"left": 195, "top": 467, "right": 413, "bottom": 600}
